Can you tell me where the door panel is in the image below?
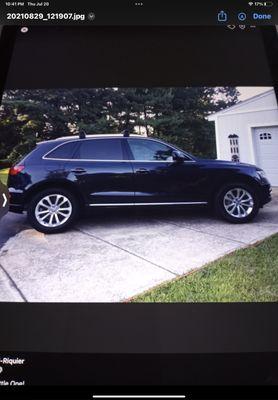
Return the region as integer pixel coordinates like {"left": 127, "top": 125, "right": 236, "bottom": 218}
{"left": 66, "top": 160, "right": 134, "bottom": 204}
{"left": 64, "top": 139, "right": 135, "bottom": 204}
{"left": 126, "top": 138, "right": 207, "bottom": 203}
{"left": 132, "top": 161, "right": 207, "bottom": 203}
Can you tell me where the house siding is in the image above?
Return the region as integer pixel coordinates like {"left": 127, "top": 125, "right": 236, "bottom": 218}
{"left": 208, "top": 89, "right": 278, "bottom": 161}
{"left": 216, "top": 108, "right": 278, "bottom": 164}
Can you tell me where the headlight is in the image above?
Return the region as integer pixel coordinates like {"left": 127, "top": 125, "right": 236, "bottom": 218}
{"left": 256, "top": 169, "right": 267, "bottom": 180}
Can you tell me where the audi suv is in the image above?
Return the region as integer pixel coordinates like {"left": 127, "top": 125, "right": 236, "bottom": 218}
{"left": 8, "top": 134, "right": 272, "bottom": 233}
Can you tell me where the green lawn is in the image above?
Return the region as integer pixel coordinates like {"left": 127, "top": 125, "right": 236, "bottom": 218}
{"left": 0, "top": 168, "right": 9, "bottom": 185}
{"left": 132, "top": 234, "right": 278, "bottom": 303}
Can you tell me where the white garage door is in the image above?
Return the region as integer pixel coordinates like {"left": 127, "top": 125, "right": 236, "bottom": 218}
{"left": 254, "top": 126, "right": 278, "bottom": 186}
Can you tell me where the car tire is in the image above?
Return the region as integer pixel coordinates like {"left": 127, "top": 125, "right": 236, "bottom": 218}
{"left": 27, "top": 188, "right": 79, "bottom": 233}
{"left": 215, "top": 182, "right": 259, "bottom": 223}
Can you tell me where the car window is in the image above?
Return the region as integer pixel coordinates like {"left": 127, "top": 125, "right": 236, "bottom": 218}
{"left": 75, "top": 139, "right": 123, "bottom": 160}
{"left": 44, "top": 142, "right": 79, "bottom": 159}
{"left": 127, "top": 139, "right": 174, "bottom": 161}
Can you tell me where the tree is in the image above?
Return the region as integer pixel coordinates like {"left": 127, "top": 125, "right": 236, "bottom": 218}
{"left": 0, "top": 87, "right": 239, "bottom": 163}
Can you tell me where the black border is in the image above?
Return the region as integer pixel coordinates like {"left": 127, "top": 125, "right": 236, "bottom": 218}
{"left": 261, "top": 26, "right": 278, "bottom": 99}
{"left": 0, "top": 26, "right": 16, "bottom": 102}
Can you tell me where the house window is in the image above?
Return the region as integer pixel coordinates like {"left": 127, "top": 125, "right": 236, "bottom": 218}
{"left": 228, "top": 134, "right": 240, "bottom": 162}
{"left": 259, "top": 132, "right": 272, "bottom": 140}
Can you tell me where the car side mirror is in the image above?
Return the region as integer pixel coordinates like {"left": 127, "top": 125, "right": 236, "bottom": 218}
{"left": 172, "top": 150, "right": 185, "bottom": 163}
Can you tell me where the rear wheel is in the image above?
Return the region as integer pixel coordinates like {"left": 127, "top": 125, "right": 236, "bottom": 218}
{"left": 215, "top": 183, "right": 259, "bottom": 223}
{"left": 27, "top": 188, "right": 79, "bottom": 233}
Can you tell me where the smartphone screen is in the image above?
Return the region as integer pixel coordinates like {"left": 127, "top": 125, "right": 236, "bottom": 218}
{"left": 0, "top": 2, "right": 278, "bottom": 398}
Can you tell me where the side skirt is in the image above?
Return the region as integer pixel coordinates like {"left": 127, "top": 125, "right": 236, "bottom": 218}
{"left": 88, "top": 202, "right": 208, "bottom": 207}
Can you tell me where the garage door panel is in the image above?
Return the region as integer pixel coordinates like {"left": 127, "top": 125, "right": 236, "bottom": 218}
{"left": 261, "top": 161, "right": 278, "bottom": 169}
{"left": 258, "top": 151, "right": 277, "bottom": 158}
{"left": 254, "top": 126, "right": 278, "bottom": 186}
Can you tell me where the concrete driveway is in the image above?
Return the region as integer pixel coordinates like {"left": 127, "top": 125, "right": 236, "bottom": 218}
{"left": 0, "top": 188, "right": 278, "bottom": 302}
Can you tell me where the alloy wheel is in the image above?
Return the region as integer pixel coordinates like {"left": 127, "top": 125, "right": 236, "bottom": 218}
{"left": 223, "top": 188, "right": 254, "bottom": 219}
{"left": 35, "top": 194, "right": 72, "bottom": 227}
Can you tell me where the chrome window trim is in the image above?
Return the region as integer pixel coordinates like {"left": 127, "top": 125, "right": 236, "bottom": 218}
{"left": 41, "top": 158, "right": 196, "bottom": 163}
{"left": 42, "top": 137, "right": 196, "bottom": 163}
{"left": 89, "top": 201, "right": 207, "bottom": 206}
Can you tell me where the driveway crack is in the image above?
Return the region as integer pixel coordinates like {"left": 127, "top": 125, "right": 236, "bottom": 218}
{"left": 154, "top": 218, "right": 247, "bottom": 245}
{"left": 0, "top": 261, "right": 28, "bottom": 302}
{"left": 74, "top": 228, "right": 178, "bottom": 277}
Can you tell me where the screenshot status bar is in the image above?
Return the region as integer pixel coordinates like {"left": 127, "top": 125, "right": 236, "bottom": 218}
{"left": 0, "top": 0, "right": 277, "bottom": 25}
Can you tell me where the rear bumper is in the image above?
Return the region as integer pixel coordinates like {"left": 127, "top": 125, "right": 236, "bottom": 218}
{"left": 9, "top": 203, "right": 24, "bottom": 214}
{"left": 8, "top": 189, "right": 25, "bottom": 214}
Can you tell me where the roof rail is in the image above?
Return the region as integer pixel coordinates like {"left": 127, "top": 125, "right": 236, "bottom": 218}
{"left": 122, "top": 128, "right": 131, "bottom": 137}
{"left": 79, "top": 130, "right": 86, "bottom": 139}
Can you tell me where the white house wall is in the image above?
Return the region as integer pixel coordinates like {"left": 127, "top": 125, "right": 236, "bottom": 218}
{"left": 216, "top": 108, "right": 278, "bottom": 163}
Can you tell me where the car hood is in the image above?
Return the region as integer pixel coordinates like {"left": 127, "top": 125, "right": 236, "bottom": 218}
{"left": 196, "top": 158, "right": 258, "bottom": 169}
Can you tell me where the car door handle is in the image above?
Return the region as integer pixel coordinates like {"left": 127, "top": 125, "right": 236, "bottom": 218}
{"left": 70, "top": 168, "right": 87, "bottom": 174}
{"left": 135, "top": 168, "right": 150, "bottom": 174}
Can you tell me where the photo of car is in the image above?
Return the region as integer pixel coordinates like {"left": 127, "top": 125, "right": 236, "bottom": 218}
{"left": 1, "top": 85, "right": 277, "bottom": 304}
{"left": 8, "top": 133, "right": 272, "bottom": 233}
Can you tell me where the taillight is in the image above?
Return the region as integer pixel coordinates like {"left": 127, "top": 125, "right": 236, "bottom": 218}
{"left": 9, "top": 165, "right": 25, "bottom": 176}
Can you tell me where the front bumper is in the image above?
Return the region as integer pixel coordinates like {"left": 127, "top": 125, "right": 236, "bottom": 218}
{"left": 259, "top": 183, "right": 272, "bottom": 207}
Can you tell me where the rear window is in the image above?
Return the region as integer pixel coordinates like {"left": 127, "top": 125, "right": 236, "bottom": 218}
{"left": 44, "top": 142, "right": 78, "bottom": 159}
{"left": 74, "top": 139, "right": 124, "bottom": 160}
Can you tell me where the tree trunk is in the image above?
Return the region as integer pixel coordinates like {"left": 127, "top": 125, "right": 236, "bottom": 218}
{"left": 143, "top": 106, "right": 149, "bottom": 136}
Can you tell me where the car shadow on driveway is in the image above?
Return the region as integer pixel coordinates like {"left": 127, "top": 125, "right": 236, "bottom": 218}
{"left": 0, "top": 213, "right": 28, "bottom": 248}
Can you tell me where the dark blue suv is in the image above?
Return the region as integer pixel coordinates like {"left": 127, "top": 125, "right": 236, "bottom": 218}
{"left": 8, "top": 134, "right": 272, "bottom": 233}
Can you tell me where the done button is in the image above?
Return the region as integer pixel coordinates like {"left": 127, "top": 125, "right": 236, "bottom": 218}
{"left": 253, "top": 13, "right": 272, "bottom": 20}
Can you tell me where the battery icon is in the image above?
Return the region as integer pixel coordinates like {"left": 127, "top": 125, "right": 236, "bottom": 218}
{"left": 264, "top": 1, "right": 273, "bottom": 6}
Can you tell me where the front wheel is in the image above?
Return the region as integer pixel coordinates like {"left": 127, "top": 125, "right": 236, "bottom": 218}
{"left": 27, "top": 188, "right": 79, "bottom": 233}
{"left": 215, "top": 183, "right": 259, "bottom": 223}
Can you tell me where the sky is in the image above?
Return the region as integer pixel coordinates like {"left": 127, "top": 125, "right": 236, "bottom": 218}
{"left": 237, "top": 86, "right": 272, "bottom": 101}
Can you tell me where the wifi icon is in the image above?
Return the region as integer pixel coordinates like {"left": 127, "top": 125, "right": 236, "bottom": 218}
{"left": 248, "top": 1, "right": 254, "bottom": 5}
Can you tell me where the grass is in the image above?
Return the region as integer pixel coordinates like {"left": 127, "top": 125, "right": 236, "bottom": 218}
{"left": 132, "top": 234, "right": 278, "bottom": 302}
{"left": 0, "top": 168, "right": 9, "bottom": 185}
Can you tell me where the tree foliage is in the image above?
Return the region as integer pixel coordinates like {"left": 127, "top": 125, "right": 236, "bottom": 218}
{"left": 0, "top": 87, "right": 239, "bottom": 163}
